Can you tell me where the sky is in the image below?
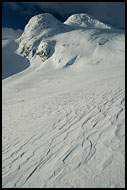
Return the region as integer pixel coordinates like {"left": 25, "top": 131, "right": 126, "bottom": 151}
{"left": 2, "top": 2, "right": 125, "bottom": 30}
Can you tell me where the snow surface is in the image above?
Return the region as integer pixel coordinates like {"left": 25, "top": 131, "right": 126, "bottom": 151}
{"left": 2, "top": 13, "right": 125, "bottom": 188}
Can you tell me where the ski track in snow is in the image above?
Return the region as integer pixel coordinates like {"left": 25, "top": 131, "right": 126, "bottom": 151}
{"left": 2, "top": 78, "right": 125, "bottom": 188}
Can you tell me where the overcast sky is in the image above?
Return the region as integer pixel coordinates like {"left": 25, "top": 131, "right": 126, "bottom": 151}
{"left": 2, "top": 2, "right": 125, "bottom": 30}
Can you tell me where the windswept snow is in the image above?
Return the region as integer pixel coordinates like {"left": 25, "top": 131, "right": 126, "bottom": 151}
{"left": 2, "top": 13, "right": 125, "bottom": 188}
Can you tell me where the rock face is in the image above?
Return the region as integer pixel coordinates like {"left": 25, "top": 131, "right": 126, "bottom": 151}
{"left": 17, "top": 13, "right": 70, "bottom": 61}
{"left": 36, "top": 40, "right": 56, "bottom": 62}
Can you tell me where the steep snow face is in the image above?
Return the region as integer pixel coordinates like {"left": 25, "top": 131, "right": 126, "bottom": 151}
{"left": 17, "top": 13, "right": 70, "bottom": 60}
{"left": 64, "top": 13, "right": 111, "bottom": 29}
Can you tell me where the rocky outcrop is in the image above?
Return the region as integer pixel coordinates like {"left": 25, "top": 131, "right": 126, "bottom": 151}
{"left": 36, "top": 50, "right": 48, "bottom": 62}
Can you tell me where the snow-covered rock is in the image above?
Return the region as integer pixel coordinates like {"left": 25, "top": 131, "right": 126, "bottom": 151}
{"left": 64, "top": 13, "right": 112, "bottom": 29}
{"left": 17, "top": 13, "right": 70, "bottom": 60}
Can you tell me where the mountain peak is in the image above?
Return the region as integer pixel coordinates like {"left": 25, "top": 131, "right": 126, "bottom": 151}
{"left": 24, "top": 13, "right": 63, "bottom": 32}
{"left": 20, "top": 13, "right": 70, "bottom": 42}
{"left": 64, "top": 13, "right": 111, "bottom": 29}
{"left": 17, "top": 13, "right": 70, "bottom": 60}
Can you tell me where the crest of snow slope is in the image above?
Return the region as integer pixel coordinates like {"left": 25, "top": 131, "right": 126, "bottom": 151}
{"left": 64, "top": 13, "right": 112, "bottom": 29}
{"left": 16, "top": 13, "right": 71, "bottom": 60}
{"left": 2, "top": 13, "right": 125, "bottom": 188}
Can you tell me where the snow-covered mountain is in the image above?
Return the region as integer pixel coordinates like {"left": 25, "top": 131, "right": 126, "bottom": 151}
{"left": 15, "top": 13, "right": 124, "bottom": 70}
{"left": 2, "top": 13, "right": 125, "bottom": 188}
{"left": 17, "top": 13, "right": 71, "bottom": 60}
{"left": 64, "top": 13, "right": 112, "bottom": 29}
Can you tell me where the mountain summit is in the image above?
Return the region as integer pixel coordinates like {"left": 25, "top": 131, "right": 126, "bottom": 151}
{"left": 17, "top": 13, "right": 70, "bottom": 60}
{"left": 22, "top": 13, "right": 69, "bottom": 38}
{"left": 64, "top": 13, "right": 111, "bottom": 29}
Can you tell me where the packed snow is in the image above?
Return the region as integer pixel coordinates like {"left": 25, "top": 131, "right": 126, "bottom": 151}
{"left": 2, "top": 13, "right": 125, "bottom": 188}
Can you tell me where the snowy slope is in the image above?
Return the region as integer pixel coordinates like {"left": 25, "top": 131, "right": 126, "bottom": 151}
{"left": 2, "top": 13, "right": 125, "bottom": 188}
